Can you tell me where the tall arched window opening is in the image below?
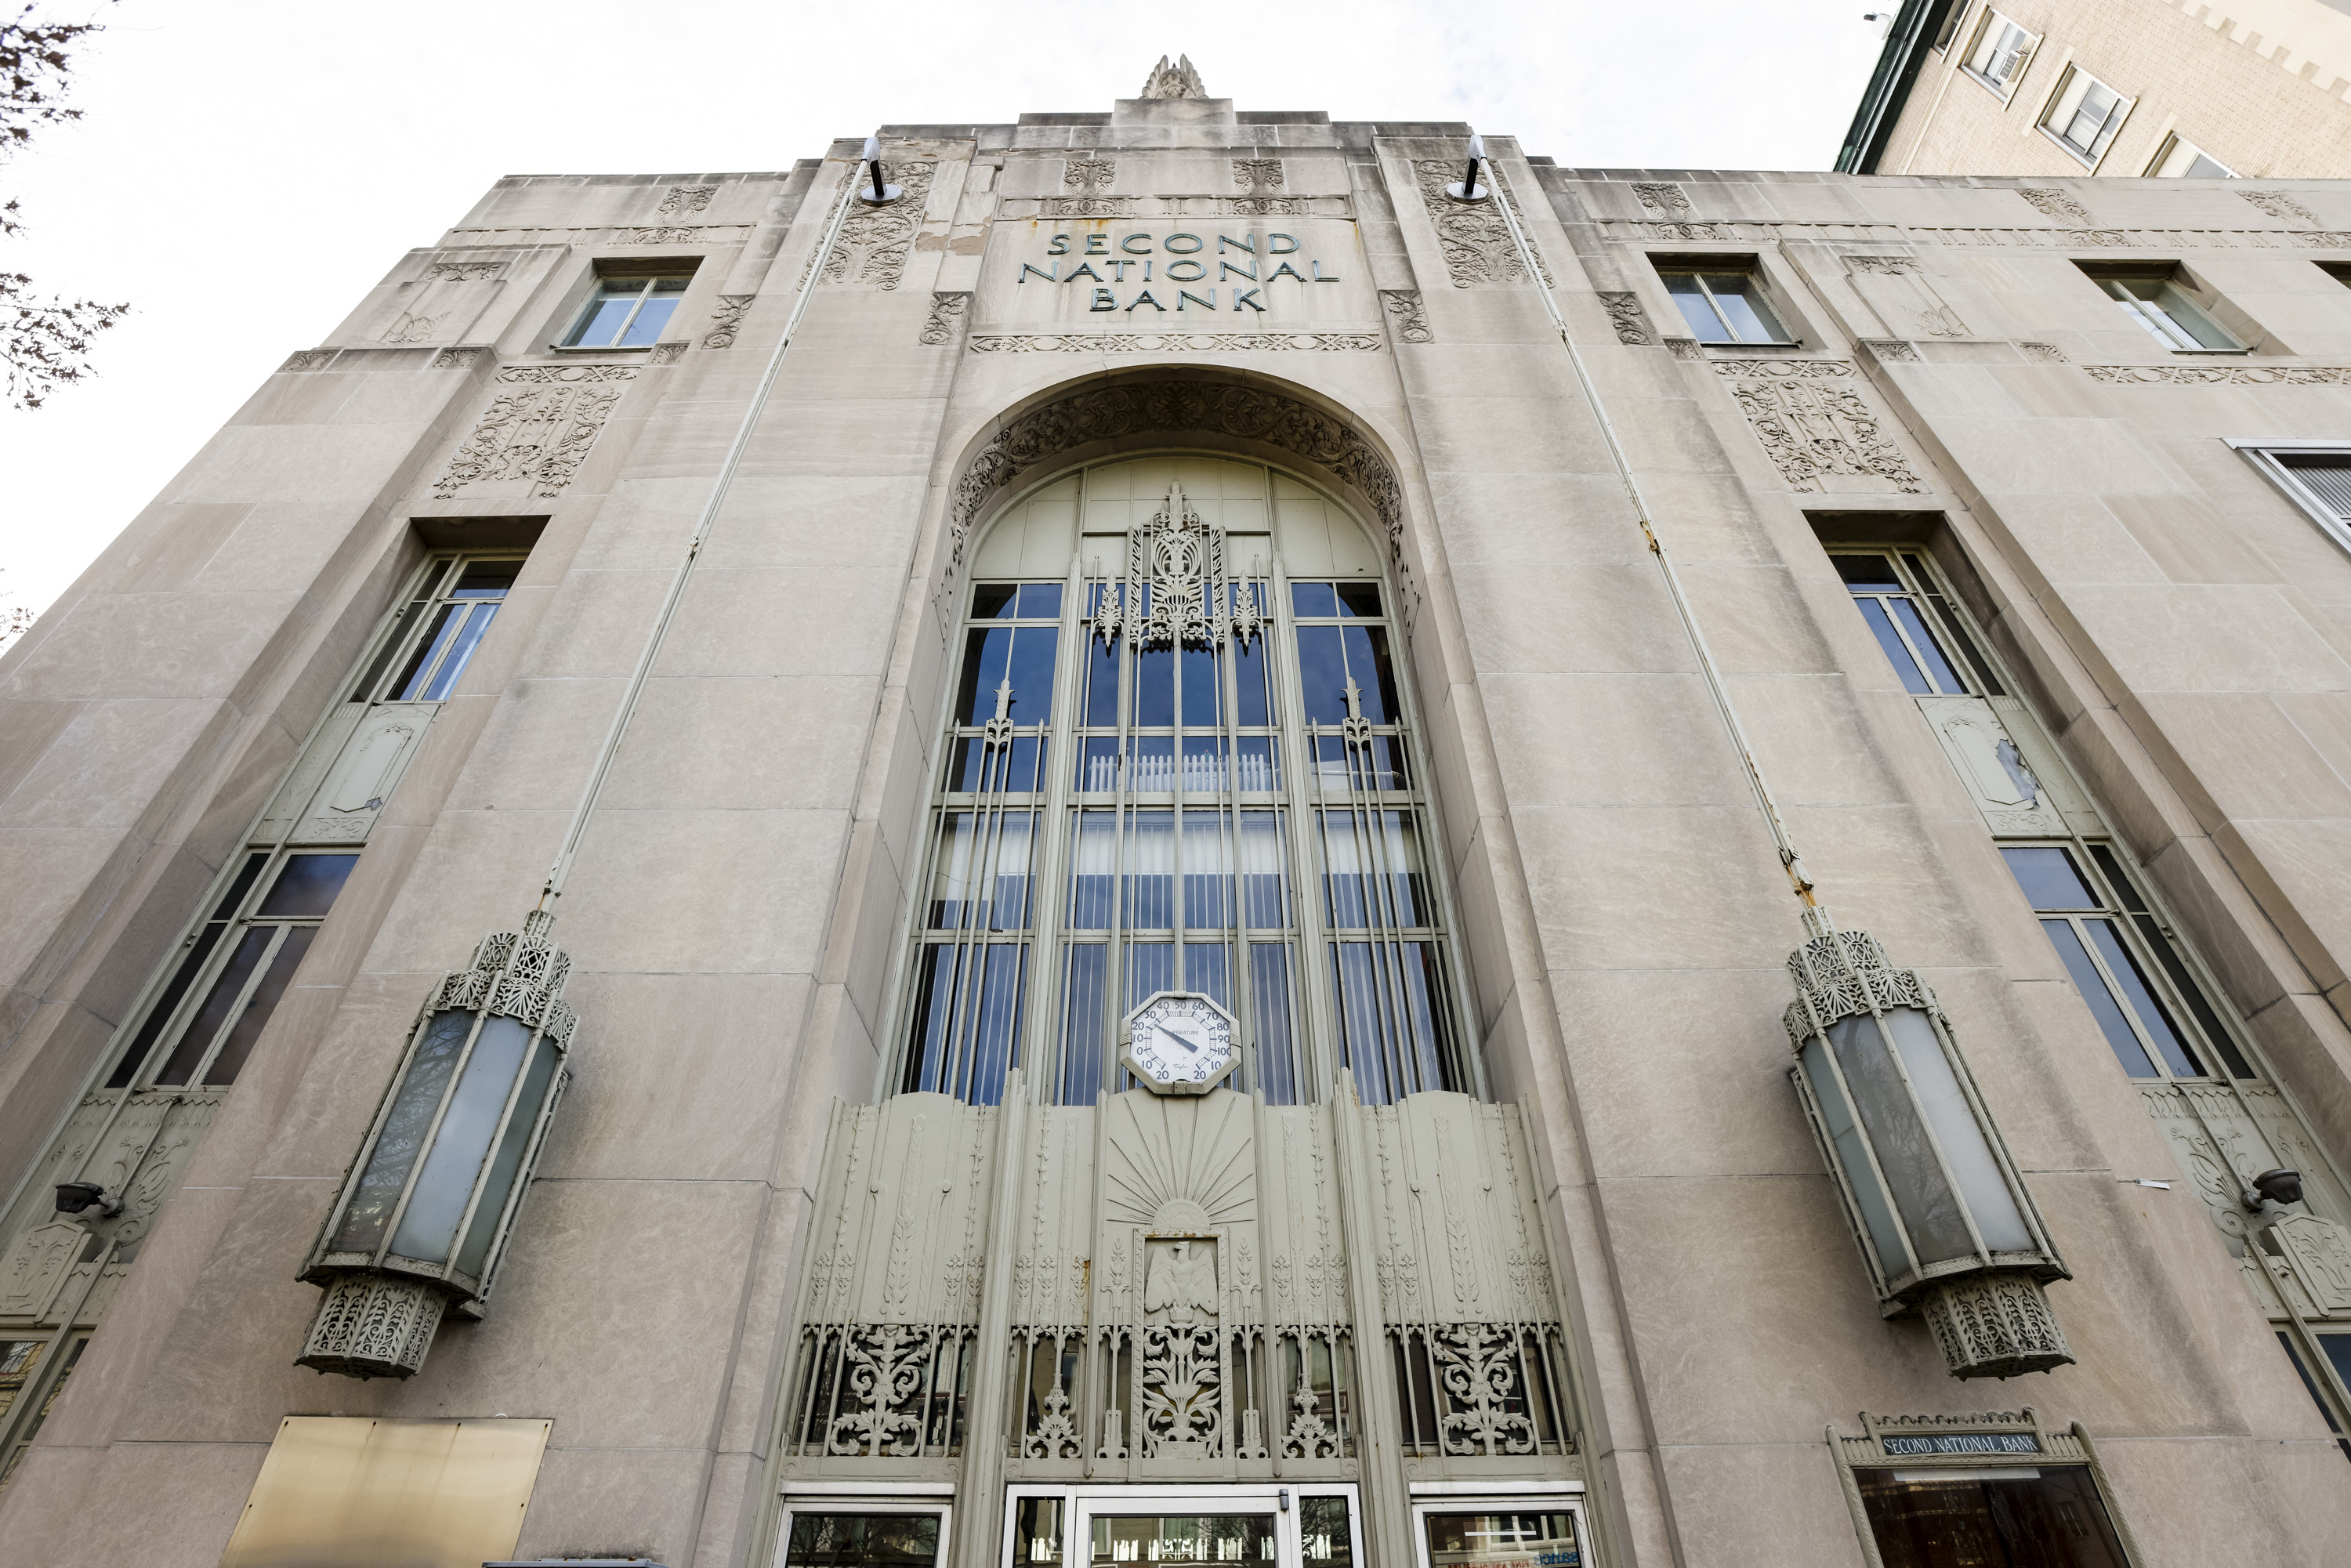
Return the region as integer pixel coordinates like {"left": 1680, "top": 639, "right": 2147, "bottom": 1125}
{"left": 894, "top": 456, "right": 1480, "bottom": 1108}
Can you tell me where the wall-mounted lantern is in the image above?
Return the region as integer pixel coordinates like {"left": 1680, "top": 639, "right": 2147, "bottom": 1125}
{"left": 1784, "top": 913, "right": 2073, "bottom": 1379}
{"left": 296, "top": 911, "right": 575, "bottom": 1379}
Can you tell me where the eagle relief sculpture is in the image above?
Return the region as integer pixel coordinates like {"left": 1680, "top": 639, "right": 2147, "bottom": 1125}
{"left": 1140, "top": 55, "right": 1208, "bottom": 100}
{"left": 1143, "top": 1238, "right": 1219, "bottom": 1324}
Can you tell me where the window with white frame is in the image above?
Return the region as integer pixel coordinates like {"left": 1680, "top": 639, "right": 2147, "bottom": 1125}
{"left": 2078, "top": 264, "right": 2243, "bottom": 352}
{"left": 893, "top": 456, "right": 1478, "bottom": 1110}
{"left": 1654, "top": 263, "right": 1793, "bottom": 345}
{"left": 779, "top": 1505, "right": 951, "bottom": 1568}
{"left": 560, "top": 267, "right": 695, "bottom": 349}
{"left": 2039, "top": 65, "right": 2134, "bottom": 165}
{"left": 1933, "top": 0, "right": 1970, "bottom": 52}
{"left": 2146, "top": 133, "right": 2234, "bottom": 179}
{"left": 1962, "top": 10, "right": 2035, "bottom": 91}
{"left": 1411, "top": 1499, "right": 1589, "bottom": 1568}
{"left": 2232, "top": 442, "right": 2351, "bottom": 556}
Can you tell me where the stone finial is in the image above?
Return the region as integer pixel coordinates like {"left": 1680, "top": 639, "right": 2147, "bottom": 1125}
{"left": 1140, "top": 54, "right": 1207, "bottom": 99}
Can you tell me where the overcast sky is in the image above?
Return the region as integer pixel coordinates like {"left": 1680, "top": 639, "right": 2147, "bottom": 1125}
{"left": 0, "top": 1, "right": 1890, "bottom": 614}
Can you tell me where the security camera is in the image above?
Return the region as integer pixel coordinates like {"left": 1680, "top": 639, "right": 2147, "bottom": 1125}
{"left": 54, "top": 1181, "right": 121, "bottom": 1218}
{"left": 2248, "top": 1168, "right": 2304, "bottom": 1209}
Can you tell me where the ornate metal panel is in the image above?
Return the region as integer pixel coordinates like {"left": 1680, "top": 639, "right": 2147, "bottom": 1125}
{"left": 775, "top": 1085, "right": 1578, "bottom": 1491}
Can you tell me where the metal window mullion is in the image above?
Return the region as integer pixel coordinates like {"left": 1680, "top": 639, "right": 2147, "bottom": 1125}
{"left": 1106, "top": 614, "right": 1136, "bottom": 1092}
{"left": 1270, "top": 554, "right": 1341, "bottom": 1102}
{"left": 371, "top": 1006, "right": 495, "bottom": 1269}
{"left": 355, "top": 556, "right": 451, "bottom": 704}
{"left": 1023, "top": 559, "right": 1087, "bottom": 1103}
{"left": 1689, "top": 273, "right": 1736, "bottom": 344}
{"left": 1872, "top": 591, "right": 1962, "bottom": 696}
{"left": 2065, "top": 914, "right": 2185, "bottom": 1081}
{"left": 604, "top": 279, "right": 654, "bottom": 349}
{"left": 1346, "top": 766, "right": 1413, "bottom": 1100}
{"left": 180, "top": 923, "right": 292, "bottom": 1086}
{"left": 1224, "top": 596, "right": 1257, "bottom": 1092}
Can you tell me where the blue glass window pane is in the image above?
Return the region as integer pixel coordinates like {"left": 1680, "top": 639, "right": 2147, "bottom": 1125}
{"left": 972, "top": 585, "right": 1019, "bottom": 619}
{"left": 1664, "top": 274, "right": 1731, "bottom": 341}
{"left": 391, "top": 603, "right": 465, "bottom": 701}
{"left": 567, "top": 288, "right": 639, "bottom": 347}
{"left": 1181, "top": 646, "right": 1221, "bottom": 726}
{"left": 1082, "top": 636, "right": 1119, "bottom": 726}
{"left": 203, "top": 926, "right": 316, "bottom": 1086}
{"left": 1124, "top": 810, "right": 1176, "bottom": 927}
{"left": 2085, "top": 918, "right": 2204, "bottom": 1077}
{"left": 1297, "top": 626, "right": 1349, "bottom": 721}
{"left": 2001, "top": 847, "right": 2096, "bottom": 911}
{"left": 1704, "top": 273, "right": 1788, "bottom": 344}
{"left": 1835, "top": 556, "right": 1904, "bottom": 591}
{"left": 1232, "top": 636, "right": 1270, "bottom": 725}
{"left": 1336, "top": 582, "right": 1382, "bottom": 617}
{"left": 1291, "top": 582, "right": 1338, "bottom": 617}
{"left": 618, "top": 292, "right": 679, "bottom": 346}
{"left": 1239, "top": 810, "right": 1288, "bottom": 928}
{"left": 1853, "top": 598, "right": 1932, "bottom": 693}
{"left": 1017, "top": 583, "right": 1064, "bottom": 619}
{"left": 1181, "top": 736, "right": 1226, "bottom": 793}
{"left": 1135, "top": 646, "right": 1176, "bottom": 727}
{"left": 1128, "top": 736, "right": 1175, "bottom": 791}
{"left": 1126, "top": 942, "right": 1175, "bottom": 1008}
{"left": 1343, "top": 626, "right": 1400, "bottom": 722}
{"left": 1060, "top": 945, "right": 1109, "bottom": 1105}
{"left": 1886, "top": 599, "right": 1966, "bottom": 693}
{"left": 152, "top": 927, "right": 273, "bottom": 1086}
{"left": 1184, "top": 942, "right": 1230, "bottom": 1009}
{"left": 1068, "top": 812, "right": 1117, "bottom": 929}
{"left": 1235, "top": 737, "right": 1279, "bottom": 792}
{"left": 420, "top": 603, "right": 499, "bottom": 699}
{"left": 1251, "top": 944, "right": 1297, "bottom": 1106}
{"left": 1076, "top": 737, "right": 1121, "bottom": 793}
{"left": 2043, "top": 919, "right": 2161, "bottom": 1077}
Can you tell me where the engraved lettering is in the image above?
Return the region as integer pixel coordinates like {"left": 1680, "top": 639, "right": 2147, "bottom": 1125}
{"left": 1110, "top": 260, "right": 1135, "bottom": 281}
{"left": 1232, "top": 288, "right": 1264, "bottom": 313}
{"left": 1048, "top": 235, "right": 1071, "bottom": 255}
{"left": 1178, "top": 289, "right": 1216, "bottom": 311}
{"left": 1267, "top": 261, "right": 1309, "bottom": 284}
{"left": 1020, "top": 263, "right": 1060, "bottom": 284}
{"left": 1221, "top": 261, "right": 1259, "bottom": 282}
{"left": 1312, "top": 261, "right": 1341, "bottom": 282}
{"left": 1127, "top": 288, "right": 1168, "bottom": 313}
{"left": 1122, "top": 234, "right": 1154, "bottom": 254}
{"left": 1268, "top": 234, "right": 1299, "bottom": 253}
{"left": 1165, "top": 233, "right": 1204, "bottom": 253}
{"left": 1085, "top": 234, "right": 1110, "bottom": 255}
{"left": 1066, "top": 262, "right": 1104, "bottom": 284}
{"left": 1165, "top": 259, "right": 1207, "bottom": 282}
{"left": 1219, "top": 234, "right": 1255, "bottom": 255}
{"left": 1092, "top": 288, "right": 1118, "bottom": 311}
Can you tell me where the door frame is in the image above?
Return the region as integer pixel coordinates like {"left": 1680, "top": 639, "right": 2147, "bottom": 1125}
{"left": 1004, "top": 1483, "right": 1365, "bottom": 1568}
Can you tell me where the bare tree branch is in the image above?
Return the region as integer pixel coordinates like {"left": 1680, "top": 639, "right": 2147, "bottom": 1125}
{"left": 2, "top": 4, "right": 123, "bottom": 409}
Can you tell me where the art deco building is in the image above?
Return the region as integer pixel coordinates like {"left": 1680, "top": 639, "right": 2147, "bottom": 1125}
{"left": 1842, "top": 0, "right": 2351, "bottom": 179}
{"left": 5, "top": 56, "right": 2351, "bottom": 1568}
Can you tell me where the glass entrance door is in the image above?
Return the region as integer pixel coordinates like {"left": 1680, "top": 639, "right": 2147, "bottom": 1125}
{"left": 1007, "top": 1487, "right": 1360, "bottom": 1568}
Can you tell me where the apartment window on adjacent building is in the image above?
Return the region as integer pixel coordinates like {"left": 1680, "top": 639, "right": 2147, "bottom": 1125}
{"left": 2078, "top": 265, "right": 2244, "bottom": 353}
{"left": 1656, "top": 263, "right": 1793, "bottom": 345}
{"left": 1932, "top": 0, "right": 1971, "bottom": 52}
{"left": 2039, "top": 66, "right": 2134, "bottom": 165}
{"left": 2147, "top": 134, "right": 2235, "bottom": 179}
{"left": 1962, "top": 10, "right": 2035, "bottom": 90}
{"left": 560, "top": 266, "right": 694, "bottom": 349}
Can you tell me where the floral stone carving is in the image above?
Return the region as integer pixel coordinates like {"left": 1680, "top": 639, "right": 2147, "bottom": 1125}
{"left": 1381, "top": 290, "right": 1433, "bottom": 345}
{"left": 1411, "top": 160, "right": 1551, "bottom": 289}
{"left": 1713, "top": 360, "right": 1925, "bottom": 494}
{"left": 432, "top": 365, "right": 636, "bottom": 498}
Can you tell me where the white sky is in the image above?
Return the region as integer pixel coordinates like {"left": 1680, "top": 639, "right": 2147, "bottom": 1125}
{"left": 0, "top": 0, "right": 1889, "bottom": 613}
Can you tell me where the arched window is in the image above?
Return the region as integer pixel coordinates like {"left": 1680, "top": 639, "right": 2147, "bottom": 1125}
{"left": 894, "top": 456, "right": 1479, "bottom": 1108}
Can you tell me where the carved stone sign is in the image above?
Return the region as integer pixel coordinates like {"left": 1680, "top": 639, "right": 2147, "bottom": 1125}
{"left": 1014, "top": 228, "right": 1346, "bottom": 317}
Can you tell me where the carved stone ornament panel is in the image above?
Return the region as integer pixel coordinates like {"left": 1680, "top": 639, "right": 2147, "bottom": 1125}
{"left": 703, "top": 294, "right": 755, "bottom": 349}
{"left": 949, "top": 380, "right": 1404, "bottom": 574}
{"left": 1381, "top": 290, "right": 1433, "bottom": 345}
{"left": 918, "top": 292, "right": 971, "bottom": 346}
{"left": 968, "top": 331, "right": 1382, "bottom": 356}
{"left": 2017, "top": 187, "right": 2092, "bottom": 225}
{"left": 426, "top": 260, "right": 505, "bottom": 281}
{"left": 2238, "top": 189, "right": 2318, "bottom": 224}
{"left": 1712, "top": 359, "right": 1925, "bottom": 494}
{"left": 1597, "top": 292, "right": 1650, "bottom": 345}
{"left": 1233, "top": 159, "right": 1284, "bottom": 190}
{"left": 1632, "top": 182, "right": 1691, "bottom": 214}
{"left": 1065, "top": 158, "right": 1117, "bottom": 193}
{"left": 2017, "top": 342, "right": 2067, "bottom": 363}
{"left": 1843, "top": 253, "right": 1971, "bottom": 339}
{"left": 659, "top": 183, "right": 717, "bottom": 216}
{"left": 1860, "top": 339, "right": 1922, "bottom": 362}
{"left": 1411, "top": 160, "right": 1552, "bottom": 289}
{"left": 2086, "top": 363, "right": 2351, "bottom": 385}
{"left": 1041, "top": 196, "right": 1135, "bottom": 219}
{"left": 432, "top": 364, "right": 638, "bottom": 498}
{"left": 808, "top": 161, "right": 938, "bottom": 291}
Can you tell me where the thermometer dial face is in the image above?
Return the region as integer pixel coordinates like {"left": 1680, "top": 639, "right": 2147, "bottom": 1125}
{"left": 1122, "top": 993, "right": 1237, "bottom": 1094}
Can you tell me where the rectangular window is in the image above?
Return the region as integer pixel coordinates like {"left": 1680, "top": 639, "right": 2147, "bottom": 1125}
{"left": 2146, "top": 134, "right": 2234, "bottom": 179}
{"left": 560, "top": 270, "right": 694, "bottom": 349}
{"left": 2039, "top": 66, "right": 2133, "bottom": 165}
{"left": 1655, "top": 265, "right": 1792, "bottom": 346}
{"left": 2233, "top": 444, "right": 2351, "bottom": 558}
{"left": 351, "top": 556, "right": 522, "bottom": 705}
{"left": 783, "top": 1509, "right": 949, "bottom": 1568}
{"left": 1933, "top": 0, "right": 1970, "bottom": 52}
{"left": 1854, "top": 1467, "right": 2128, "bottom": 1566}
{"left": 2078, "top": 265, "right": 2243, "bottom": 353}
{"left": 1831, "top": 553, "right": 2001, "bottom": 696}
{"left": 1962, "top": 11, "right": 2035, "bottom": 90}
{"left": 1420, "top": 1508, "right": 1581, "bottom": 1568}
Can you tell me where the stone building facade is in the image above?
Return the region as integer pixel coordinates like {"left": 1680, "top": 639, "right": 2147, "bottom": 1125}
{"left": 3, "top": 63, "right": 2351, "bottom": 1568}
{"left": 1842, "top": 0, "right": 2351, "bottom": 179}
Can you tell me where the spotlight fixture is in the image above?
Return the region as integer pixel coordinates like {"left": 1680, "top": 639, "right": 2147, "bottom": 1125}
{"left": 2248, "top": 1168, "right": 2305, "bottom": 1210}
{"left": 1447, "top": 133, "right": 1490, "bottom": 202}
{"left": 859, "top": 135, "right": 903, "bottom": 205}
{"left": 54, "top": 1180, "right": 118, "bottom": 1217}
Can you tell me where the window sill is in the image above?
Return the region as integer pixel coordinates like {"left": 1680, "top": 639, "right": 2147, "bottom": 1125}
{"left": 1699, "top": 339, "right": 1803, "bottom": 350}
{"left": 1960, "top": 68, "right": 2020, "bottom": 103}
{"left": 2169, "top": 348, "right": 2250, "bottom": 356}
{"left": 2035, "top": 127, "right": 2105, "bottom": 171}
{"left": 545, "top": 342, "right": 654, "bottom": 354}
